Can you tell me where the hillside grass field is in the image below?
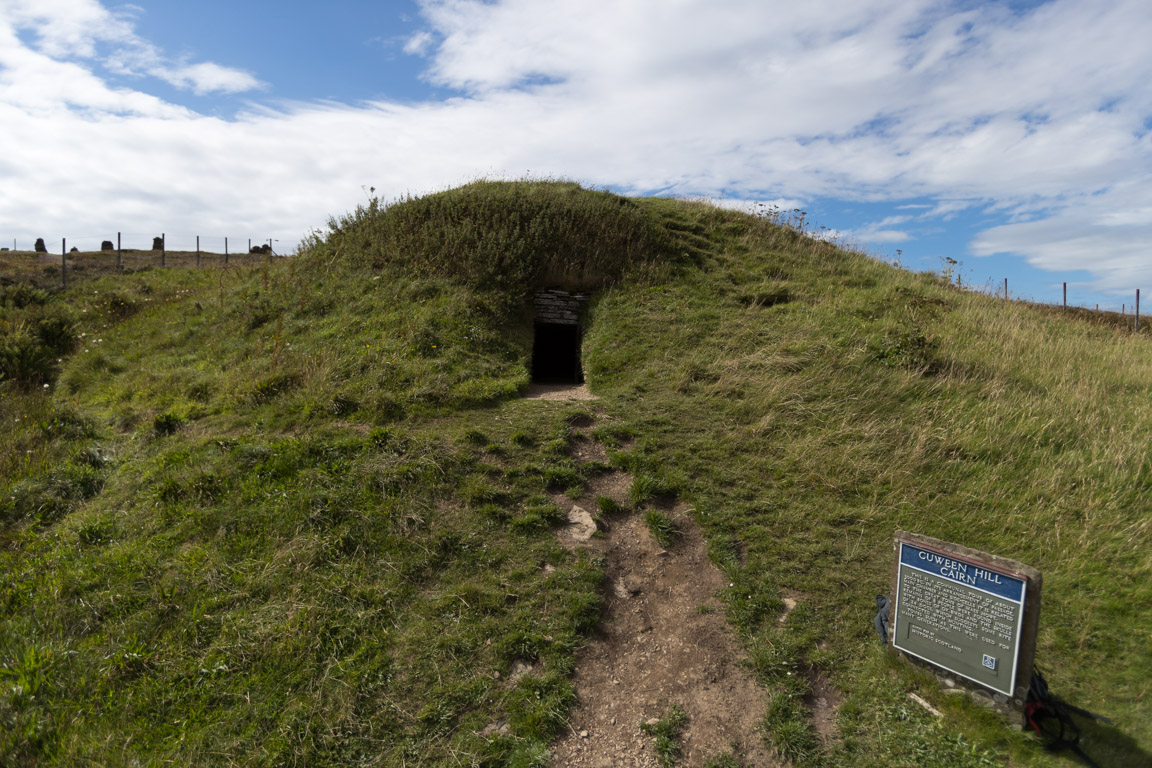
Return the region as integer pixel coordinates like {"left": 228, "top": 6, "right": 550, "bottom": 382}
{"left": 2, "top": 181, "right": 1149, "bottom": 767}
{"left": 0, "top": 248, "right": 271, "bottom": 290}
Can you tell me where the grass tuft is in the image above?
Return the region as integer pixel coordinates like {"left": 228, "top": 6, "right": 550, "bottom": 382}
{"left": 643, "top": 510, "right": 680, "bottom": 549}
{"left": 641, "top": 704, "right": 689, "bottom": 767}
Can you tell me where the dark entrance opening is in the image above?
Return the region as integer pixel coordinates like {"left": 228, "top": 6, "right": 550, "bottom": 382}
{"left": 531, "top": 322, "right": 584, "bottom": 384}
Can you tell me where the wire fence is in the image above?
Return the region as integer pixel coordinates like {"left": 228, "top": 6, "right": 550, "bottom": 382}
{"left": 992, "top": 278, "right": 1145, "bottom": 333}
{"left": 1, "top": 232, "right": 295, "bottom": 289}
{"left": 3, "top": 232, "right": 291, "bottom": 256}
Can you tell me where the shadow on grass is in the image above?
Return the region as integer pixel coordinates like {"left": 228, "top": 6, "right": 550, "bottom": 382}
{"left": 1068, "top": 714, "right": 1152, "bottom": 768}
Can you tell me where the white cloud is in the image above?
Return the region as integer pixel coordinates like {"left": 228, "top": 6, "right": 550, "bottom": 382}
{"left": 918, "top": 200, "right": 973, "bottom": 220}
{"left": 0, "top": 19, "right": 187, "bottom": 118}
{"left": 842, "top": 216, "right": 914, "bottom": 245}
{"left": 971, "top": 178, "right": 1152, "bottom": 295}
{"left": 153, "top": 62, "right": 263, "bottom": 95}
{"left": 0, "top": 0, "right": 1150, "bottom": 297}
{"left": 1, "top": 0, "right": 262, "bottom": 98}
{"left": 843, "top": 214, "right": 912, "bottom": 244}
{"left": 852, "top": 228, "right": 911, "bottom": 244}
{"left": 403, "top": 30, "right": 436, "bottom": 56}
{"left": 2, "top": 0, "right": 135, "bottom": 58}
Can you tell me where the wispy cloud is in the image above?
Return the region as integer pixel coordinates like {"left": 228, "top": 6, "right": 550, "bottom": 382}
{"left": 3, "top": 0, "right": 262, "bottom": 99}
{"left": 150, "top": 62, "right": 263, "bottom": 95}
{"left": 918, "top": 200, "right": 973, "bottom": 220}
{"left": 971, "top": 179, "right": 1152, "bottom": 294}
{"left": 403, "top": 30, "right": 436, "bottom": 57}
{"left": 846, "top": 220, "right": 913, "bottom": 244}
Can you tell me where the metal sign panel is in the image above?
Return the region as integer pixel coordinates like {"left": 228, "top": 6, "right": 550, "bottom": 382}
{"left": 892, "top": 540, "right": 1028, "bottom": 696}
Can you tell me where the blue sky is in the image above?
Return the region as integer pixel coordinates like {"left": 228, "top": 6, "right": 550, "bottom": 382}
{"left": 121, "top": 1, "right": 433, "bottom": 107}
{"left": 3, "top": 0, "right": 1152, "bottom": 311}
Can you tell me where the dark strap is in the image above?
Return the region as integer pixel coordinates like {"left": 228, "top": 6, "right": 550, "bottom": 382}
{"left": 1026, "top": 669, "right": 1110, "bottom": 768}
{"left": 873, "top": 594, "right": 890, "bottom": 644}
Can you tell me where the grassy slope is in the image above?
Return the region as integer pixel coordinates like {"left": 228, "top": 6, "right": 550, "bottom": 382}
{"left": 589, "top": 198, "right": 1151, "bottom": 766}
{"left": 1, "top": 181, "right": 1149, "bottom": 767}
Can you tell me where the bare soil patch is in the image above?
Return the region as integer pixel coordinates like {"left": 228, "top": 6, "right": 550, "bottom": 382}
{"left": 571, "top": 434, "right": 611, "bottom": 465}
{"left": 523, "top": 383, "right": 599, "bottom": 401}
{"left": 550, "top": 490, "right": 777, "bottom": 766}
{"left": 802, "top": 667, "right": 842, "bottom": 748}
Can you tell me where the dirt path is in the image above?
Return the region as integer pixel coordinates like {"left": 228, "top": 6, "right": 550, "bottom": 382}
{"left": 548, "top": 427, "right": 778, "bottom": 767}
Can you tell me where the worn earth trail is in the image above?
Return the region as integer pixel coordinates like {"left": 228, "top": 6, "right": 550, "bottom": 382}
{"left": 546, "top": 416, "right": 779, "bottom": 767}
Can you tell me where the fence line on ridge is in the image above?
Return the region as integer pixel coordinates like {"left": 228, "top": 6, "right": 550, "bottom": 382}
{"left": 1, "top": 231, "right": 294, "bottom": 289}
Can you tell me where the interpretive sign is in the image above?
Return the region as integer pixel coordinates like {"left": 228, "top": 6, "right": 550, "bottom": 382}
{"left": 890, "top": 531, "right": 1041, "bottom": 702}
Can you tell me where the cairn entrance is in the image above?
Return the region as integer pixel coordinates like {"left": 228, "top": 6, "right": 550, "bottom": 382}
{"left": 532, "top": 322, "right": 584, "bottom": 383}
{"left": 531, "top": 290, "right": 589, "bottom": 385}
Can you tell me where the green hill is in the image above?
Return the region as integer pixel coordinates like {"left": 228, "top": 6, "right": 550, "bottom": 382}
{"left": 2, "top": 181, "right": 1149, "bottom": 767}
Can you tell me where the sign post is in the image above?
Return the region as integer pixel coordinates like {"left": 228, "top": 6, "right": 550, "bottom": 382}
{"left": 890, "top": 531, "right": 1041, "bottom": 714}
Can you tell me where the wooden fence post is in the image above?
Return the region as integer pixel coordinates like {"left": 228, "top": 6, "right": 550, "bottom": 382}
{"left": 117, "top": 232, "right": 122, "bottom": 271}
{"left": 1137, "top": 289, "right": 1141, "bottom": 332}
{"left": 225, "top": 237, "right": 229, "bottom": 266}
{"left": 196, "top": 235, "right": 201, "bottom": 267}
{"left": 161, "top": 233, "right": 166, "bottom": 268}
{"left": 1063, "top": 282, "right": 1067, "bottom": 310}
{"left": 61, "top": 238, "right": 67, "bottom": 289}
{"left": 1004, "top": 278, "right": 1008, "bottom": 300}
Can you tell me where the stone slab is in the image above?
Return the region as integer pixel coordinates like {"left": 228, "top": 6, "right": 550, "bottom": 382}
{"left": 889, "top": 531, "right": 1042, "bottom": 713}
{"left": 533, "top": 289, "right": 590, "bottom": 326}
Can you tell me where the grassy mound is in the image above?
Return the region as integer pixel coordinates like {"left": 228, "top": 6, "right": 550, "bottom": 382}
{"left": 1, "top": 182, "right": 1149, "bottom": 767}
{"left": 306, "top": 179, "right": 682, "bottom": 294}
